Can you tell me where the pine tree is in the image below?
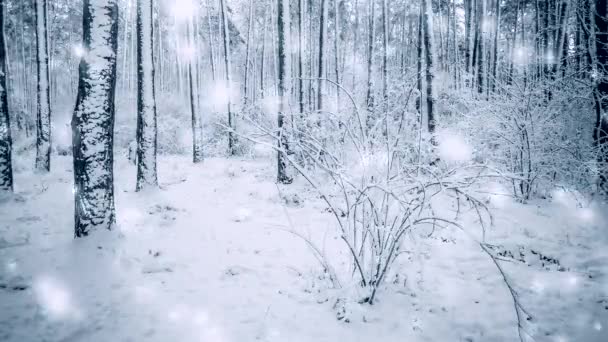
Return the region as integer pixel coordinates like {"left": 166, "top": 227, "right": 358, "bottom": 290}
{"left": 136, "top": 0, "right": 159, "bottom": 190}
{"left": 72, "top": 0, "right": 119, "bottom": 237}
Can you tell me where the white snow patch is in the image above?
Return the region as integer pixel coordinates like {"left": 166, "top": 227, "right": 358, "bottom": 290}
{"left": 33, "top": 276, "right": 79, "bottom": 320}
{"left": 437, "top": 131, "right": 473, "bottom": 163}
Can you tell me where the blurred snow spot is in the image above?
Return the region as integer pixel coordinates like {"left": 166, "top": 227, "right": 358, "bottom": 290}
{"left": 5, "top": 260, "right": 17, "bottom": 273}
{"left": 578, "top": 208, "right": 594, "bottom": 223}
{"left": 134, "top": 285, "right": 156, "bottom": 303}
{"left": 168, "top": 309, "right": 182, "bottom": 322}
{"left": 530, "top": 278, "right": 545, "bottom": 294}
{"left": 192, "top": 310, "right": 209, "bottom": 326}
{"left": 233, "top": 208, "right": 252, "bottom": 222}
{"left": 260, "top": 96, "right": 281, "bottom": 115}
{"left": 34, "top": 276, "right": 77, "bottom": 319}
{"left": 593, "top": 321, "right": 602, "bottom": 331}
{"left": 437, "top": 131, "right": 472, "bottom": 163}
{"left": 567, "top": 275, "right": 578, "bottom": 287}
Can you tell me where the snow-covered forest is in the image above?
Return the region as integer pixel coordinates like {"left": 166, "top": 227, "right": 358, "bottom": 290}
{"left": 0, "top": 0, "right": 607, "bottom": 340}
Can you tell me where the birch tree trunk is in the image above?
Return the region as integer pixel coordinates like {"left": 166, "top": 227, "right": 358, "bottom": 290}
{"left": 277, "top": 0, "right": 292, "bottom": 184}
{"left": 72, "top": 0, "right": 119, "bottom": 237}
{"left": 0, "top": 0, "right": 13, "bottom": 192}
{"left": 35, "top": 0, "right": 51, "bottom": 172}
{"left": 135, "top": 0, "right": 158, "bottom": 190}
{"left": 333, "top": 0, "right": 340, "bottom": 112}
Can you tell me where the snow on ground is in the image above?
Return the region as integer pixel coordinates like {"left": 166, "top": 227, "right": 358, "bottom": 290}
{"left": 1, "top": 154, "right": 607, "bottom": 342}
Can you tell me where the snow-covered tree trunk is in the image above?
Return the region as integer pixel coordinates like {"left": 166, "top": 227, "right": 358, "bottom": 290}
{"left": 243, "top": 0, "right": 254, "bottom": 106}
{"left": 219, "top": 0, "right": 236, "bottom": 155}
{"left": 317, "top": 0, "right": 328, "bottom": 111}
{"left": 297, "top": 0, "right": 305, "bottom": 115}
{"left": 72, "top": 0, "right": 119, "bottom": 237}
{"left": 277, "top": 0, "right": 292, "bottom": 184}
{"left": 465, "top": 0, "right": 474, "bottom": 73}
{"left": 334, "top": 0, "right": 341, "bottom": 112}
{"left": 422, "top": 0, "right": 436, "bottom": 136}
{"left": 595, "top": 0, "right": 608, "bottom": 192}
{"left": 0, "top": 0, "right": 13, "bottom": 192}
{"left": 491, "top": 0, "right": 500, "bottom": 92}
{"left": 187, "top": 20, "right": 204, "bottom": 163}
{"left": 35, "top": 0, "right": 51, "bottom": 172}
{"left": 416, "top": 4, "right": 423, "bottom": 115}
{"left": 476, "top": 0, "right": 486, "bottom": 94}
{"left": 135, "top": 0, "right": 158, "bottom": 190}
{"left": 381, "top": 0, "right": 388, "bottom": 119}
{"left": 365, "top": 0, "right": 375, "bottom": 129}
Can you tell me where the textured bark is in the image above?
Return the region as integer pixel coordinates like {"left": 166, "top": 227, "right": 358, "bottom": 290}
{"left": 220, "top": 0, "right": 236, "bottom": 155}
{"left": 0, "top": 0, "right": 13, "bottom": 192}
{"left": 277, "top": 0, "right": 292, "bottom": 184}
{"left": 476, "top": 0, "right": 486, "bottom": 94}
{"left": 381, "top": 0, "right": 388, "bottom": 117}
{"left": 465, "top": 0, "right": 474, "bottom": 73}
{"left": 72, "top": 0, "right": 119, "bottom": 237}
{"left": 334, "top": 0, "right": 341, "bottom": 112}
{"left": 416, "top": 4, "right": 423, "bottom": 115}
{"left": 243, "top": 0, "right": 254, "bottom": 106}
{"left": 135, "top": 0, "right": 159, "bottom": 190}
{"left": 422, "top": 0, "right": 436, "bottom": 136}
{"left": 298, "top": 0, "right": 305, "bottom": 115}
{"left": 187, "top": 20, "right": 204, "bottom": 163}
{"left": 365, "top": 0, "right": 375, "bottom": 126}
{"left": 595, "top": 0, "right": 608, "bottom": 191}
{"left": 35, "top": 0, "right": 51, "bottom": 172}
{"left": 317, "top": 0, "right": 328, "bottom": 111}
{"left": 491, "top": 0, "right": 500, "bottom": 92}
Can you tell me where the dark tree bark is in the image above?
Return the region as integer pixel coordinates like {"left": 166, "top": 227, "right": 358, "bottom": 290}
{"left": 317, "top": 0, "right": 328, "bottom": 111}
{"left": 277, "top": 0, "right": 292, "bottom": 184}
{"left": 422, "top": 0, "right": 436, "bottom": 137}
{"left": 35, "top": 0, "right": 51, "bottom": 172}
{"left": 595, "top": 0, "right": 608, "bottom": 192}
{"left": 0, "top": 0, "right": 13, "bottom": 192}
{"left": 72, "top": 0, "right": 119, "bottom": 237}
{"left": 136, "top": 0, "right": 159, "bottom": 190}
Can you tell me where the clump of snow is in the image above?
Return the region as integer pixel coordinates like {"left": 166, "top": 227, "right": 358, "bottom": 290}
{"left": 436, "top": 130, "right": 473, "bottom": 163}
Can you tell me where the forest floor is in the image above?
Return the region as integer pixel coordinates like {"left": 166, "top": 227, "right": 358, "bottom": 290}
{"left": 1, "top": 153, "right": 607, "bottom": 342}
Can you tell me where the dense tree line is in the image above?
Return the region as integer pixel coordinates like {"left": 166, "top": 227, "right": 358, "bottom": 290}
{"left": 0, "top": 0, "right": 606, "bottom": 236}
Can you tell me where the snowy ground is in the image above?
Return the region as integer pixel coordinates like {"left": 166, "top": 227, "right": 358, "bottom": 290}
{"left": 1, "top": 153, "right": 607, "bottom": 342}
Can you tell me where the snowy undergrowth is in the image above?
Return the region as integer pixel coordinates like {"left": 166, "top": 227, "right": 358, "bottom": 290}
{"left": 0, "top": 153, "right": 607, "bottom": 342}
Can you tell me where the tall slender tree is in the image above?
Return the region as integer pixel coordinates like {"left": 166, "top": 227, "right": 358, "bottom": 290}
{"left": 136, "top": 0, "right": 159, "bottom": 190}
{"left": 595, "top": 0, "right": 608, "bottom": 191}
{"left": 35, "top": 0, "right": 52, "bottom": 172}
{"left": 219, "top": 0, "right": 236, "bottom": 155}
{"left": 277, "top": 0, "right": 292, "bottom": 184}
{"left": 72, "top": 0, "right": 119, "bottom": 237}
{"left": 0, "top": 0, "right": 12, "bottom": 192}
{"left": 317, "top": 0, "right": 328, "bottom": 111}
{"left": 422, "top": 0, "right": 436, "bottom": 137}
